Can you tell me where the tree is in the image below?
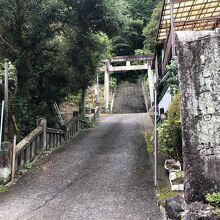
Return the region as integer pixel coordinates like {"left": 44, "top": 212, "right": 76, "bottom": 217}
{"left": 112, "top": 0, "right": 162, "bottom": 56}
{"left": 143, "top": 2, "right": 162, "bottom": 53}
{"left": 0, "top": 0, "right": 126, "bottom": 134}
{"left": 66, "top": 31, "right": 112, "bottom": 114}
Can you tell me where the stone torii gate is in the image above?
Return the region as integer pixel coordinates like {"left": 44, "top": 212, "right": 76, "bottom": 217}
{"left": 99, "top": 55, "right": 154, "bottom": 111}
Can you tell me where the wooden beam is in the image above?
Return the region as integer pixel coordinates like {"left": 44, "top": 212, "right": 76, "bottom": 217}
{"left": 163, "top": 0, "right": 220, "bottom": 12}
{"left": 170, "top": 0, "right": 176, "bottom": 57}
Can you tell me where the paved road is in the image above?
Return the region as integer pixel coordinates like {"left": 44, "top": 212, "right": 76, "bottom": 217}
{"left": 0, "top": 114, "right": 162, "bottom": 220}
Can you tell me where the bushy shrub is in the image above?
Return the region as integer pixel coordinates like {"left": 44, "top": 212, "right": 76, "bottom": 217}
{"left": 158, "top": 94, "right": 182, "bottom": 160}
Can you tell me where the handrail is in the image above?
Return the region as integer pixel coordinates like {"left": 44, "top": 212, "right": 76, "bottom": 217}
{"left": 46, "top": 127, "right": 65, "bottom": 134}
{"left": 16, "top": 127, "right": 43, "bottom": 154}
{"left": 11, "top": 109, "right": 99, "bottom": 174}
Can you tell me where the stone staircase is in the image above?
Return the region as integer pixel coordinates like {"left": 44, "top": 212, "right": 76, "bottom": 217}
{"left": 112, "top": 77, "right": 147, "bottom": 114}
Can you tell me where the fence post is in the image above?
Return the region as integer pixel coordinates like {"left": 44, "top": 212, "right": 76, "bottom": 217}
{"left": 0, "top": 141, "right": 12, "bottom": 184}
{"left": 73, "top": 111, "right": 79, "bottom": 132}
{"left": 36, "top": 118, "right": 47, "bottom": 151}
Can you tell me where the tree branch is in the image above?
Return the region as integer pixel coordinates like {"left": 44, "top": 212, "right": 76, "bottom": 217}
{"left": 0, "top": 34, "right": 18, "bottom": 54}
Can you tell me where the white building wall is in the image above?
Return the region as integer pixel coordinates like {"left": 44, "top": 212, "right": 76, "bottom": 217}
{"left": 158, "top": 87, "right": 172, "bottom": 114}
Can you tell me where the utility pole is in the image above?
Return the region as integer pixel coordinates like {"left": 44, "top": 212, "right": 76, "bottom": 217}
{"left": 154, "top": 83, "right": 158, "bottom": 187}
{"left": 4, "top": 58, "right": 9, "bottom": 141}
{"left": 104, "top": 60, "right": 109, "bottom": 112}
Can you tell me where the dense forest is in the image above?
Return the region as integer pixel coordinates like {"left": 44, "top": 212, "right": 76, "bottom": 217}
{"left": 0, "top": 0, "right": 162, "bottom": 136}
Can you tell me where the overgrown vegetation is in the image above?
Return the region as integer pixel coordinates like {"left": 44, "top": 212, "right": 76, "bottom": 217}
{"left": 161, "top": 58, "right": 179, "bottom": 95}
{"left": 206, "top": 193, "right": 220, "bottom": 207}
{"left": 145, "top": 94, "right": 182, "bottom": 160}
{"left": 143, "top": 2, "right": 163, "bottom": 53}
{"left": 144, "top": 131, "right": 154, "bottom": 155}
{"left": 206, "top": 192, "right": 220, "bottom": 217}
{"left": 158, "top": 94, "right": 182, "bottom": 161}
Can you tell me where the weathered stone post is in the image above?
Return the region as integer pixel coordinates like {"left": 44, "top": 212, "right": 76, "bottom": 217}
{"left": 36, "top": 118, "right": 47, "bottom": 151}
{"left": 104, "top": 60, "right": 110, "bottom": 112}
{"left": 0, "top": 142, "right": 12, "bottom": 183}
{"left": 147, "top": 60, "right": 154, "bottom": 107}
{"left": 176, "top": 31, "right": 220, "bottom": 203}
{"left": 3, "top": 59, "right": 9, "bottom": 141}
{"left": 73, "top": 111, "right": 79, "bottom": 133}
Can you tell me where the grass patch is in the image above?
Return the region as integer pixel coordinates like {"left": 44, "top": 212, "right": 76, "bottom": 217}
{"left": 0, "top": 185, "right": 7, "bottom": 193}
{"left": 157, "top": 185, "right": 178, "bottom": 207}
{"left": 144, "top": 131, "right": 154, "bottom": 155}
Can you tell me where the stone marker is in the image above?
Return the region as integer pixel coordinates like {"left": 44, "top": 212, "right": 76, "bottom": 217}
{"left": 0, "top": 142, "right": 12, "bottom": 183}
{"left": 176, "top": 31, "right": 220, "bottom": 203}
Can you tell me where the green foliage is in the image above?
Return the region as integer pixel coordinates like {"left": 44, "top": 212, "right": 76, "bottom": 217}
{"left": 109, "top": 77, "right": 117, "bottom": 93}
{"left": 161, "top": 58, "right": 179, "bottom": 95}
{"left": 0, "top": 62, "right": 17, "bottom": 94}
{"left": 0, "top": 0, "right": 127, "bottom": 134}
{"left": 112, "top": 19, "right": 144, "bottom": 55}
{"left": 176, "top": 171, "right": 184, "bottom": 178}
{"left": 158, "top": 94, "right": 182, "bottom": 160}
{"left": 0, "top": 0, "right": 161, "bottom": 135}
{"left": 144, "top": 131, "right": 154, "bottom": 155}
{"left": 112, "top": 0, "right": 161, "bottom": 56}
{"left": 127, "top": 0, "right": 161, "bottom": 23}
{"left": 143, "top": 2, "right": 162, "bottom": 53}
{"left": 206, "top": 193, "right": 220, "bottom": 206}
{"left": 158, "top": 188, "right": 178, "bottom": 207}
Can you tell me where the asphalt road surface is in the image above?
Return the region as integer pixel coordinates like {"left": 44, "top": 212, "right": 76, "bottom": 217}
{"left": 0, "top": 113, "right": 162, "bottom": 220}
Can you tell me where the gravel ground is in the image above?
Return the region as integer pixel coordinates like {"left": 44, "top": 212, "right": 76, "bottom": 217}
{"left": 0, "top": 113, "right": 162, "bottom": 220}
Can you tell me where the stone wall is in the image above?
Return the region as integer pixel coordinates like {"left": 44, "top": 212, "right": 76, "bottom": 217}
{"left": 176, "top": 31, "right": 220, "bottom": 203}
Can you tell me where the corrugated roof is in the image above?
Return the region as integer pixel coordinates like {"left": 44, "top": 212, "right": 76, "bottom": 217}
{"left": 157, "top": 0, "right": 220, "bottom": 41}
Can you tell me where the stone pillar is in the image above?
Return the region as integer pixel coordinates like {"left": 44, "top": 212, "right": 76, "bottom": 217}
{"left": 148, "top": 61, "right": 154, "bottom": 107}
{"left": 36, "top": 118, "right": 47, "bottom": 151}
{"left": 4, "top": 59, "right": 9, "bottom": 141}
{"left": 0, "top": 142, "right": 12, "bottom": 183}
{"left": 176, "top": 31, "right": 220, "bottom": 203}
{"left": 104, "top": 61, "right": 109, "bottom": 112}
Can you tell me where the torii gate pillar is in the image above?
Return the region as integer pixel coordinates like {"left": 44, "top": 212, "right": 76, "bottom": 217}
{"left": 148, "top": 60, "right": 154, "bottom": 107}
{"left": 104, "top": 60, "right": 110, "bottom": 112}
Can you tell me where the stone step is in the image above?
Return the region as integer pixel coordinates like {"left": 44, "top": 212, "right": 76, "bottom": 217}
{"left": 112, "top": 78, "right": 147, "bottom": 114}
